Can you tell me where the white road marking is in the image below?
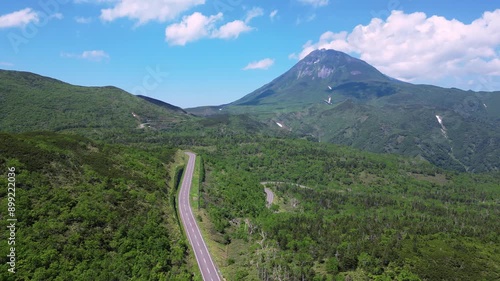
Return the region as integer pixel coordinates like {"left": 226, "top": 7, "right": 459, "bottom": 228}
{"left": 178, "top": 152, "right": 221, "bottom": 281}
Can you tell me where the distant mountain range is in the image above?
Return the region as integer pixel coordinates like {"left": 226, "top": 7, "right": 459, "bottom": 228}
{"left": 187, "top": 49, "right": 500, "bottom": 172}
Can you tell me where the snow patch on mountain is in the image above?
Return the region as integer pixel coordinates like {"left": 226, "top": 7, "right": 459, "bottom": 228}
{"left": 436, "top": 115, "right": 448, "bottom": 138}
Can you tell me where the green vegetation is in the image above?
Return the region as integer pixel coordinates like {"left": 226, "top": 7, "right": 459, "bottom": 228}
{"left": 272, "top": 95, "right": 500, "bottom": 173}
{"left": 196, "top": 137, "right": 500, "bottom": 280}
{"left": 0, "top": 132, "right": 193, "bottom": 280}
{"left": 1, "top": 68, "right": 499, "bottom": 281}
{"left": 0, "top": 70, "right": 191, "bottom": 135}
{"left": 3, "top": 68, "right": 499, "bottom": 172}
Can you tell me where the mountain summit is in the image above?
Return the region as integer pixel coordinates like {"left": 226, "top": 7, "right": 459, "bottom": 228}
{"left": 291, "top": 49, "right": 390, "bottom": 83}
{"left": 230, "top": 49, "right": 394, "bottom": 109}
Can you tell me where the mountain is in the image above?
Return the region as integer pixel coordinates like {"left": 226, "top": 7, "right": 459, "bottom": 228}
{"left": 230, "top": 49, "right": 395, "bottom": 110}
{"left": 137, "top": 95, "right": 189, "bottom": 114}
{"left": 0, "top": 70, "right": 192, "bottom": 134}
{"left": 186, "top": 49, "right": 395, "bottom": 116}
{"left": 187, "top": 49, "right": 500, "bottom": 172}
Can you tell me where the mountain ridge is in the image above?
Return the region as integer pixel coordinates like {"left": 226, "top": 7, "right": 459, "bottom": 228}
{"left": 0, "top": 69, "right": 192, "bottom": 134}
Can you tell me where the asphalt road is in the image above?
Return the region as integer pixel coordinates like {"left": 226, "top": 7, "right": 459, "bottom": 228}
{"left": 261, "top": 181, "right": 310, "bottom": 189}
{"left": 178, "top": 152, "right": 221, "bottom": 281}
{"left": 264, "top": 188, "right": 274, "bottom": 207}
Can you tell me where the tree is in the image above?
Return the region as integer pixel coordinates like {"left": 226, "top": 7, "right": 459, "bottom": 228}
{"left": 326, "top": 257, "right": 339, "bottom": 275}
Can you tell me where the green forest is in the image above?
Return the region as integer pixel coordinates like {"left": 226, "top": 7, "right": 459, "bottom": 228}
{"left": 1, "top": 125, "right": 499, "bottom": 280}
{"left": 196, "top": 136, "right": 500, "bottom": 280}
{"left": 0, "top": 132, "right": 194, "bottom": 280}
{"left": 0, "top": 121, "right": 499, "bottom": 281}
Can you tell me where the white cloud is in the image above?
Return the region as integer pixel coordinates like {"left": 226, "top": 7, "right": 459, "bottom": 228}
{"left": 61, "top": 50, "right": 110, "bottom": 62}
{"left": 243, "top": 58, "right": 275, "bottom": 70}
{"left": 0, "top": 8, "right": 39, "bottom": 28}
{"left": 270, "top": 10, "right": 278, "bottom": 21}
{"left": 165, "top": 12, "right": 222, "bottom": 46}
{"left": 245, "top": 7, "right": 264, "bottom": 24}
{"left": 292, "top": 10, "right": 500, "bottom": 86}
{"left": 100, "top": 0, "right": 205, "bottom": 25}
{"left": 0, "top": 62, "right": 14, "bottom": 67}
{"left": 81, "top": 50, "right": 109, "bottom": 61}
{"left": 165, "top": 12, "right": 253, "bottom": 45}
{"left": 75, "top": 16, "right": 92, "bottom": 24}
{"left": 298, "top": 0, "right": 329, "bottom": 7}
{"left": 211, "top": 20, "right": 253, "bottom": 39}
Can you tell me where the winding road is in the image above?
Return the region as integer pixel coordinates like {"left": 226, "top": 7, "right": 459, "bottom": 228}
{"left": 261, "top": 181, "right": 311, "bottom": 208}
{"left": 178, "top": 152, "right": 221, "bottom": 281}
{"left": 264, "top": 188, "right": 274, "bottom": 207}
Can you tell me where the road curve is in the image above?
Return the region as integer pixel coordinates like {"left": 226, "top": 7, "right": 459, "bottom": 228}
{"left": 261, "top": 181, "right": 310, "bottom": 189}
{"left": 178, "top": 152, "right": 221, "bottom": 281}
{"left": 264, "top": 188, "right": 274, "bottom": 207}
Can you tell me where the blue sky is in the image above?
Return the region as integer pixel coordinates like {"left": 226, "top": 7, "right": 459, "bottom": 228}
{"left": 1, "top": 0, "right": 499, "bottom": 108}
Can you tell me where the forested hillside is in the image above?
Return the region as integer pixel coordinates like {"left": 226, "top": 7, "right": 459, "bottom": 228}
{"left": 196, "top": 136, "right": 500, "bottom": 280}
{"left": 0, "top": 132, "right": 193, "bottom": 280}
{"left": 0, "top": 70, "right": 192, "bottom": 135}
